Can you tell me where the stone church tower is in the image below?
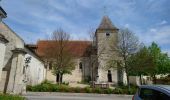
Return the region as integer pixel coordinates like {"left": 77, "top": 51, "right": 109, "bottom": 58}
{"left": 95, "top": 16, "right": 120, "bottom": 84}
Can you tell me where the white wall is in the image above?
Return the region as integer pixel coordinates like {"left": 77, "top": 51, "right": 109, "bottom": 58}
{"left": 0, "top": 41, "right": 6, "bottom": 81}
{"left": 25, "top": 48, "right": 46, "bottom": 86}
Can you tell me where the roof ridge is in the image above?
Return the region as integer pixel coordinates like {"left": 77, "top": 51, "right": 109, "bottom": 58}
{"left": 98, "top": 15, "right": 118, "bottom": 30}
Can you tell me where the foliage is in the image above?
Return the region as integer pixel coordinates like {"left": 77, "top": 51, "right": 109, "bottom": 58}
{"left": 127, "top": 46, "right": 154, "bottom": 84}
{"left": 113, "top": 85, "right": 137, "bottom": 95}
{"left": 27, "top": 80, "right": 137, "bottom": 94}
{"left": 127, "top": 42, "right": 170, "bottom": 84}
{"left": 0, "top": 94, "right": 25, "bottom": 100}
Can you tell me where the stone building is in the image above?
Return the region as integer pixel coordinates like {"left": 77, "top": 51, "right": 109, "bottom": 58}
{"left": 0, "top": 6, "right": 46, "bottom": 94}
{"left": 35, "top": 41, "right": 92, "bottom": 83}
{"left": 35, "top": 16, "right": 125, "bottom": 85}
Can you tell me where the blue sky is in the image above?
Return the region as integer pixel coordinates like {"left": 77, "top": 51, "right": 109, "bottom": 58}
{"left": 1, "top": 0, "right": 170, "bottom": 55}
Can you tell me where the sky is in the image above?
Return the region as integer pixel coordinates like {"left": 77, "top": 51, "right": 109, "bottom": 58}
{"left": 1, "top": 0, "right": 170, "bottom": 55}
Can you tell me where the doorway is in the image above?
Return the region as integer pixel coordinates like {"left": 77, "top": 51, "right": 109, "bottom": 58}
{"left": 107, "top": 70, "right": 112, "bottom": 82}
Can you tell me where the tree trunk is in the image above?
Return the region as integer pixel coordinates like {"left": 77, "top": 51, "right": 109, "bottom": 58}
{"left": 60, "top": 73, "right": 63, "bottom": 83}
{"left": 125, "top": 64, "right": 130, "bottom": 91}
{"left": 153, "top": 75, "right": 157, "bottom": 84}
{"left": 139, "top": 74, "right": 142, "bottom": 85}
{"left": 127, "top": 74, "right": 130, "bottom": 92}
{"left": 56, "top": 73, "right": 59, "bottom": 83}
{"left": 125, "top": 67, "right": 130, "bottom": 92}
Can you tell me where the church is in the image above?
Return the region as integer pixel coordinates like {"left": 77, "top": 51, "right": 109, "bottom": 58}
{"left": 33, "top": 15, "right": 126, "bottom": 85}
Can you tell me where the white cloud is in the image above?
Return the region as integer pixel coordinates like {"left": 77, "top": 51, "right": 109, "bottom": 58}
{"left": 159, "top": 20, "right": 167, "bottom": 25}
{"left": 150, "top": 28, "right": 157, "bottom": 32}
{"left": 139, "top": 25, "right": 170, "bottom": 45}
{"left": 124, "top": 24, "right": 130, "bottom": 28}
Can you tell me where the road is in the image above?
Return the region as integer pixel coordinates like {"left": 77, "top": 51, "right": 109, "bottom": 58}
{"left": 24, "top": 93, "right": 132, "bottom": 100}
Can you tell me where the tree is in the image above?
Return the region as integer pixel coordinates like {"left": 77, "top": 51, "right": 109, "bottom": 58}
{"left": 128, "top": 42, "right": 170, "bottom": 84}
{"left": 127, "top": 46, "right": 154, "bottom": 85}
{"left": 147, "top": 42, "right": 170, "bottom": 84}
{"left": 107, "top": 28, "right": 140, "bottom": 90}
{"left": 45, "top": 28, "right": 75, "bottom": 84}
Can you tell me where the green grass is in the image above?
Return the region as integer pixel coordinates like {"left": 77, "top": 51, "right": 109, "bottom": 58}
{"left": 0, "top": 94, "right": 25, "bottom": 100}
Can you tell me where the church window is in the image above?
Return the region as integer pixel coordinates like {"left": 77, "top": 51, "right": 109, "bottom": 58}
{"left": 49, "top": 62, "right": 52, "bottom": 70}
{"left": 79, "top": 62, "right": 83, "bottom": 69}
{"left": 106, "top": 32, "right": 110, "bottom": 37}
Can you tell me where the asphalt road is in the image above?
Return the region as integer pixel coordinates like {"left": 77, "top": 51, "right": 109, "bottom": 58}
{"left": 24, "top": 94, "right": 132, "bottom": 100}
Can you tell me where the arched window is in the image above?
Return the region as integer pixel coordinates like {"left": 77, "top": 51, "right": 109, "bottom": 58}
{"left": 79, "top": 62, "right": 83, "bottom": 69}
{"left": 49, "top": 62, "right": 52, "bottom": 70}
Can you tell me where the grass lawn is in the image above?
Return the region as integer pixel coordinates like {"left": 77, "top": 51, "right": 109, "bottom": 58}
{"left": 0, "top": 94, "right": 25, "bottom": 100}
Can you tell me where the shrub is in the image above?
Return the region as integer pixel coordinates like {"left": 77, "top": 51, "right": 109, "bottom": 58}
{"left": 113, "top": 88, "right": 124, "bottom": 94}
{"left": 103, "top": 88, "right": 113, "bottom": 94}
{"left": 26, "top": 80, "right": 136, "bottom": 94}
{"left": 93, "top": 88, "right": 103, "bottom": 94}
{"left": 73, "top": 87, "right": 83, "bottom": 93}
{"left": 84, "top": 87, "right": 92, "bottom": 93}
{"left": 113, "top": 85, "right": 137, "bottom": 94}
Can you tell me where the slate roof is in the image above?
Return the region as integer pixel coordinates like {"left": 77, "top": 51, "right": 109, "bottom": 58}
{"left": 36, "top": 40, "right": 92, "bottom": 58}
{"left": 98, "top": 16, "right": 118, "bottom": 30}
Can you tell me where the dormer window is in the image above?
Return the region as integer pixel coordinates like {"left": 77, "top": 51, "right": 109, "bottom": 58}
{"left": 106, "top": 32, "right": 110, "bottom": 37}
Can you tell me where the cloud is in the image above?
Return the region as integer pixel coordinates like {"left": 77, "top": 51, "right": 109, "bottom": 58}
{"left": 140, "top": 25, "right": 170, "bottom": 45}
{"left": 1, "top": 0, "right": 170, "bottom": 58}
{"left": 150, "top": 28, "right": 157, "bottom": 32}
{"left": 159, "top": 20, "right": 168, "bottom": 25}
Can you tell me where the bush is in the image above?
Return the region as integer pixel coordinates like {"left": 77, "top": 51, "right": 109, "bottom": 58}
{"left": 113, "top": 88, "right": 124, "bottom": 94}
{"left": 93, "top": 88, "right": 103, "bottom": 94}
{"left": 0, "top": 94, "right": 25, "bottom": 100}
{"left": 103, "top": 88, "right": 114, "bottom": 94}
{"left": 26, "top": 80, "right": 137, "bottom": 94}
{"left": 113, "top": 85, "right": 137, "bottom": 94}
{"left": 84, "top": 87, "right": 92, "bottom": 93}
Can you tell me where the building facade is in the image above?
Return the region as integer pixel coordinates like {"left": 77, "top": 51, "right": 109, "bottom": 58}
{"left": 0, "top": 6, "right": 46, "bottom": 94}
{"left": 35, "top": 16, "right": 125, "bottom": 85}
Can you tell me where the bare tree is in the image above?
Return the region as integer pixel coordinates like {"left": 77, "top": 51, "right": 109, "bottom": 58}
{"left": 45, "top": 28, "right": 75, "bottom": 84}
{"left": 107, "top": 28, "right": 139, "bottom": 90}
{"left": 118, "top": 28, "right": 139, "bottom": 90}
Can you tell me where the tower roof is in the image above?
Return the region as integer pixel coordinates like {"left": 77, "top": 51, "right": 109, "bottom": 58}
{"left": 98, "top": 16, "right": 118, "bottom": 30}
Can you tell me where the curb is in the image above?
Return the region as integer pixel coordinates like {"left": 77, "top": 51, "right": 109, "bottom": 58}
{"left": 23, "top": 92, "right": 133, "bottom": 97}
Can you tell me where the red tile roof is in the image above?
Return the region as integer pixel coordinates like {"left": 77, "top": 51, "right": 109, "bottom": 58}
{"left": 36, "top": 40, "right": 92, "bottom": 58}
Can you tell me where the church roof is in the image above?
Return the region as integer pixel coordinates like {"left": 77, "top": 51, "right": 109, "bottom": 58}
{"left": 98, "top": 16, "right": 118, "bottom": 30}
{"left": 36, "top": 40, "right": 92, "bottom": 58}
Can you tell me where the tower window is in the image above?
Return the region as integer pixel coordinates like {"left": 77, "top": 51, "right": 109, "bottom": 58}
{"left": 106, "top": 32, "right": 110, "bottom": 37}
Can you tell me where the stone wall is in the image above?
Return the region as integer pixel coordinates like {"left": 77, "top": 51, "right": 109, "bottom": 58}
{"left": 0, "top": 41, "right": 7, "bottom": 81}
{"left": 0, "top": 22, "right": 24, "bottom": 69}
{"left": 25, "top": 48, "right": 46, "bottom": 86}
{"left": 46, "top": 57, "right": 91, "bottom": 83}
{"left": 96, "top": 30, "right": 120, "bottom": 84}
{"left": 0, "top": 22, "right": 25, "bottom": 93}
